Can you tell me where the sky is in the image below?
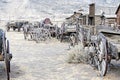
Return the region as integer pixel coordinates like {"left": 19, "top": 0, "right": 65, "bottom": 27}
{"left": 0, "top": 0, "right": 120, "bottom": 20}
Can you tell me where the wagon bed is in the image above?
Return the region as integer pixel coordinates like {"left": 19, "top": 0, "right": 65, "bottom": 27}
{"left": 101, "top": 31, "right": 120, "bottom": 52}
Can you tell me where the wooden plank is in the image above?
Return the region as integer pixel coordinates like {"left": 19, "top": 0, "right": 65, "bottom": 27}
{"left": 99, "top": 29, "right": 120, "bottom": 35}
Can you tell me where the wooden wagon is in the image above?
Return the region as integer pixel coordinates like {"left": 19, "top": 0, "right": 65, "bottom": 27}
{"left": 59, "top": 22, "right": 78, "bottom": 47}
{"left": 87, "top": 25, "right": 120, "bottom": 76}
{"left": 0, "top": 29, "right": 12, "bottom": 80}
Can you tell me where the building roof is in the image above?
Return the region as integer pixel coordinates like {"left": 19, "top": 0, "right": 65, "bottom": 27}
{"left": 66, "top": 12, "right": 82, "bottom": 20}
{"left": 115, "top": 4, "right": 120, "bottom": 14}
{"left": 105, "top": 15, "right": 116, "bottom": 18}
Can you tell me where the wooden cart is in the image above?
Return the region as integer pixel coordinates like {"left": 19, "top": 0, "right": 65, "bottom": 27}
{"left": 0, "top": 29, "right": 12, "bottom": 80}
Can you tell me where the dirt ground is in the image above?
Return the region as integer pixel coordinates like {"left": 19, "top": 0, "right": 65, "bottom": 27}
{"left": 0, "top": 28, "right": 120, "bottom": 80}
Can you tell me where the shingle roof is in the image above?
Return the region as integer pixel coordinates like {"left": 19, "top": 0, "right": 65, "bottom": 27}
{"left": 115, "top": 4, "right": 120, "bottom": 14}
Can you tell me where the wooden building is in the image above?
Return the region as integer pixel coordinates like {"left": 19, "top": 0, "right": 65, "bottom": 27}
{"left": 115, "top": 4, "right": 120, "bottom": 26}
{"left": 89, "top": 3, "right": 95, "bottom": 25}
{"left": 87, "top": 3, "right": 116, "bottom": 26}
{"left": 66, "top": 3, "right": 117, "bottom": 26}
{"left": 82, "top": 3, "right": 101, "bottom": 26}
{"left": 66, "top": 12, "right": 83, "bottom": 24}
{"left": 105, "top": 16, "right": 116, "bottom": 26}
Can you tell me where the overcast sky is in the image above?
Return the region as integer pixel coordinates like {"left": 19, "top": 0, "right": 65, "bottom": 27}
{"left": 0, "top": 0, "right": 120, "bottom": 20}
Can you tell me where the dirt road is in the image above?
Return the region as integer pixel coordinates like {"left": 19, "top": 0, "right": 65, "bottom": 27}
{"left": 0, "top": 31, "right": 120, "bottom": 80}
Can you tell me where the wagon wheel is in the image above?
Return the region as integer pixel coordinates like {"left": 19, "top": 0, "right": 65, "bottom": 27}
{"left": 23, "top": 27, "right": 27, "bottom": 40}
{"left": 13, "top": 27, "right": 16, "bottom": 31}
{"left": 24, "top": 32, "right": 27, "bottom": 40}
{"left": 29, "top": 32, "right": 34, "bottom": 40}
{"left": 34, "top": 33, "right": 38, "bottom": 40}
{"left": 87, "top": 42, "right": 98, "bottom": 66}
{"left": 5, "top": 41, "right": 11, "bottom": 80}
{"left": 29, "top": 31, "right": 34, "bottom": 40}
{"left": 18, "top": 27, "right": 21, "bottom": 32}
{"left": 48, "top": 30, "right": 51, "bottom": 40}
{"left": 97, "top": 40, "right": 108, "bottom": 76}
{"left": 69, "top": 33, "right": 76, "bottom": 47}
{"left": 44, "top": 30, "right": 51, "bottom": 41}
{"left": 79, "top": 33, "right": 86, "bottom": 48}
{"left": 87, "top": 52, "right": 93, "bottom": 65}
{"left": 98, "top": 59, "right": 107, "bottom": 76}
{"left": 60, "top": 34, "right": 64, "bottom": 42}
{"left": 35, "top": 29, "right": 42, "bottom": 43}
{"left": 6, "top": 26, "right": 10, "bottom": 32}
{"left": 3, "top": 36, "right": 10, "bottom": 80}
{"left": 6, "top": 40, "right": 10, "bottom": 72}
{"left": 93, "top": 55, "right": 99, "bottom": 68}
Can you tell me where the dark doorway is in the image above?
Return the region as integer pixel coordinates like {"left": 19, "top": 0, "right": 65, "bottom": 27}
{"left": 89, "top": 17, "right": 94, "bottom": 25}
